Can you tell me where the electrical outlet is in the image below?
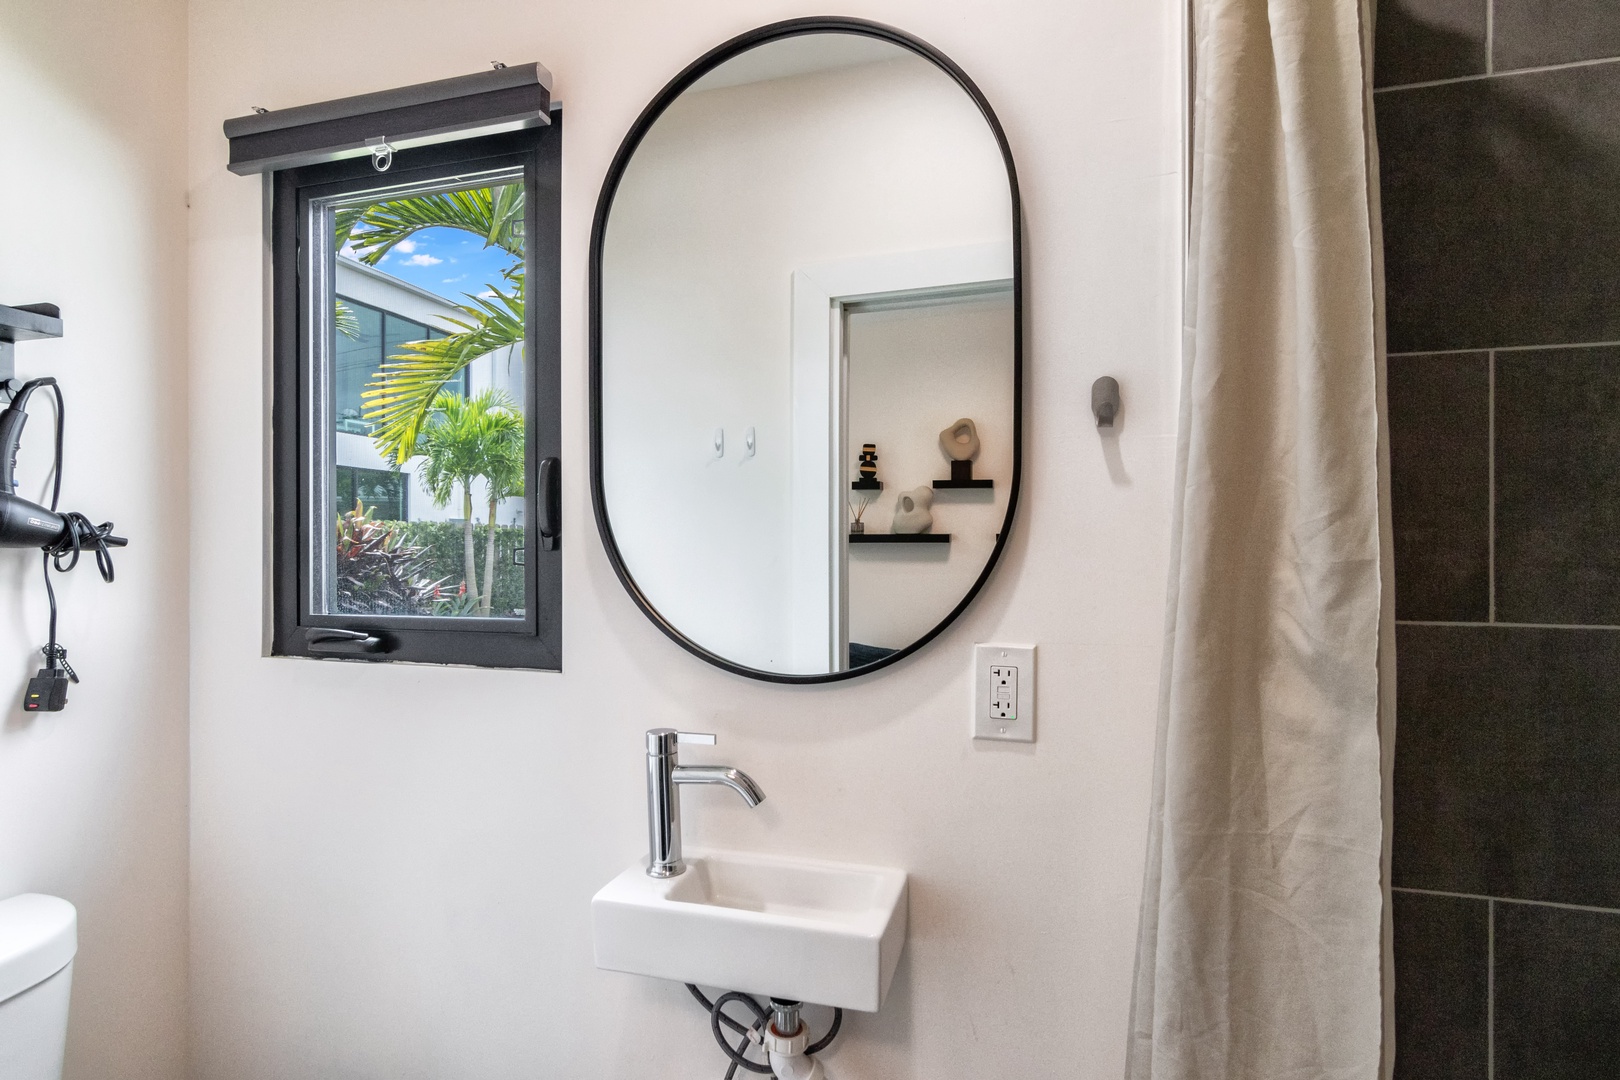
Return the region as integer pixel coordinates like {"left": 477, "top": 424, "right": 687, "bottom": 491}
{"left": 973, "top": 643, "right": 1035, "bottom": 742}
{"left": 989, "top": 665, "right": 1017, "bottom": 719}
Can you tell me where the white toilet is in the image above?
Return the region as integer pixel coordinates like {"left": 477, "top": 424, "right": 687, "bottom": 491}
{"left": 0, "top": 895, "right": 77, "bottom": 1080}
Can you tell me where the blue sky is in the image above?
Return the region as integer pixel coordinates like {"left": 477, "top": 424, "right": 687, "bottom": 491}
{"left": 342, "top": 226, "right": 519, "bottom": 307}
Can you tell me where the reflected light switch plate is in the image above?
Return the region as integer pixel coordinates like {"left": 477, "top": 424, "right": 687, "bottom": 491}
{"left": 973, "top": 643, "right": 1034, "bottom": 742}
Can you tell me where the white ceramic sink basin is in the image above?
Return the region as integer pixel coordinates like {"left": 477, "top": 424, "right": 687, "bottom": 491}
{"left": 591, "top": 849, "right": 907, "bottom": 1011}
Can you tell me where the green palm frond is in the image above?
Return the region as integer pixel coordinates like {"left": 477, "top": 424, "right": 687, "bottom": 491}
{"left": 334, "top": 299, "right": 360, "bottom": 340}
{"left": 361, "top": 280, "right": 525, "bottom": 464}
{"left": 334, "top": 205, "right": 367, "bottom": 250}
{"left": 339, "top": 185, "right": 525, "bottom": 265}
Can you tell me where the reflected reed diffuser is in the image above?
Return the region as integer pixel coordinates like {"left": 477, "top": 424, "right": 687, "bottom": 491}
{"left": 849, "top": 493, "right": 874, "bottom": 534}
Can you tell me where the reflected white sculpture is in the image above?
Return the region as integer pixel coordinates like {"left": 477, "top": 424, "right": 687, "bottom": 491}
{"left": 892, "top": 487, "right": 935, "bottom": 534}
{"left": 939, "top": 417, "right": 980, "bottom": 462}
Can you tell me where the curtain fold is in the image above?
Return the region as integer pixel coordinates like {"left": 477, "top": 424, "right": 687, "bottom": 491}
{"left": 1126, "top": 0, "right": 1393, "bottom": 1077}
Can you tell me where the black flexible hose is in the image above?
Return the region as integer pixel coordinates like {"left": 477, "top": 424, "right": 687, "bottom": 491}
{"left": 806, "top": 1006, "right": 843, "bottom": 1056}
{"left": 699, "top": 987, "right": 773, "bottom": 1075}
{"left": 686, "top": 984, "right": 844, "bottom": 1077}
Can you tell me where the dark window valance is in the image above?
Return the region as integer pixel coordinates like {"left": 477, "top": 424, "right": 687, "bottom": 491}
{"left": 223, "top": 63, "right": 551, "bottom": 175}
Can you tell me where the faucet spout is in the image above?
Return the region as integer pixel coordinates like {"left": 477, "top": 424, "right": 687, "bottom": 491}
{"left": 673, "top": 765, "right": 766, "bottom": 807}
{"left": 645, "top": 729, "right": 765, "bottom": 878}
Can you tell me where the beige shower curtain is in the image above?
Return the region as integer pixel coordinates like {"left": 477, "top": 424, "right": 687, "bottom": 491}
{"left": 1126, "top": 0, "right": 1394, "bottom": 1077}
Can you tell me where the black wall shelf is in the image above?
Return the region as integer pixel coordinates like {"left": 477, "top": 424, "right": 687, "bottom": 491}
{"left": 0, "top": 303, "right": 63, "bottom": 384}
{"left": 932, "top": 479, "right": 993, "bottom": 489}
{"left": 849, "top": 533, "right": 951, "bottom": 544}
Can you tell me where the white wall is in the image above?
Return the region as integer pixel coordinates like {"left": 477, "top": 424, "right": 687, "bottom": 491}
{"left": 0, "top": 3, "right": 191, "bottom": 1078}
{"left": 187, "top": 2, "right": 1182, "bottom": 1079}
{"left": 602, "top": 51, "right": 1010, "bottom": 672}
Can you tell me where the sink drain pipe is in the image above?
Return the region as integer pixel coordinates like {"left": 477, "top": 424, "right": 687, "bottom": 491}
{"left": 686, "top": 984, "right": 843, "bottom": 1079}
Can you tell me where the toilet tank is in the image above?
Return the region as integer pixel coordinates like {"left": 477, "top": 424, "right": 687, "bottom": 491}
{"left": 0, "top": 895, "right": 77, "bottom": 1080}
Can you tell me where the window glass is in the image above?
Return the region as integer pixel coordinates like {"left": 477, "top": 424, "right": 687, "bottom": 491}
{"left": 334, "top": 300, "right": 383, "bottom": 434}
{"left": 313, "top": 173, "right": 528, "bottom": 621}
{"left": 335, "top": 465, "right": 407, "bottom": 522}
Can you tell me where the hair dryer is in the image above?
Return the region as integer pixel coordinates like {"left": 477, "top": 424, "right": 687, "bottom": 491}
{"left": 0, "top": 376, "right": 127, "bottom": 712}
{"left": 0, "top": 379, "right": 127, "bottom": 552}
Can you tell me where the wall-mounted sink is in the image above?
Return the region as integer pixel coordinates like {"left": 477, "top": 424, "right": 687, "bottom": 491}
{"left": 591, "top": 849, "right": 907, "bottom": 1012}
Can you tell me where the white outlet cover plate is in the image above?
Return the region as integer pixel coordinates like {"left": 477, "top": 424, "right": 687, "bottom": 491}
{"left": 973, "top": 643, "right": 1035, "bottom": 742}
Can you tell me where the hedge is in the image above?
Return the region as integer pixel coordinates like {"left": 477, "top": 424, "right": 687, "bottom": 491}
{"left": 389, "top": 520, "right": 525, "bottom": 616}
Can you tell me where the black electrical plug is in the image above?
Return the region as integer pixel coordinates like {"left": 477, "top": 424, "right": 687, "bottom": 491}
{"left": 24, "top": 646, "right": 77, "bottom": 712}
{"left": 24, "top": 667, "right": 70, "bottom": 712}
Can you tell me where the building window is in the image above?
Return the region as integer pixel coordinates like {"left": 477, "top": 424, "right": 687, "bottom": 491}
{"left": 270, "top": 122, "right": 562, "bottom": 668}
{"left": 334, "top": 300, "right": 455, "bottom": 435}
{"left": 335, "top": 465, "right": 407, "bottom": 521}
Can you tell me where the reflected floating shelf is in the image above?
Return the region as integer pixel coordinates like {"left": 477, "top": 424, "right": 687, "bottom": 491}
{"left": 931, "top": 479, "right": 993, "bottom": 489}
{"left": 849, "top": 533, "right": 951, "bottom": 544}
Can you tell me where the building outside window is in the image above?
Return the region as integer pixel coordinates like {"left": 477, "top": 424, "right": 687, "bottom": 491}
{"left": 326, "top": 220, "right": 530, "bottom": 607}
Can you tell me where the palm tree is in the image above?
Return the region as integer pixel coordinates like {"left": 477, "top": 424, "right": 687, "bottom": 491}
{"left": 336, "top": 186, "right": 527, "bottom": 464}
{"left": 477, "top": 394, "right": 525, "bottom": 615}
{"left": 416, "top": 390, "right": 523, "bottom": 614}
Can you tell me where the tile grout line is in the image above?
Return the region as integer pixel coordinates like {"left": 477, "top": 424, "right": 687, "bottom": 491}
{"left": 1488, "top": 350, "right": 1496, "bottom": 624}
{"left": 1487, "top": 899, "right": 1496, "bottom": 1080}
{"left": 1389, "top": 339, "right": 1620, "bottom": 358}
{"left": 1394, "top": 885, "right": 1620, "bottom": 917}
{"left": 1395, "top": 620, "right": 1620, "bottom": 630}
{"left": 1374, "top": 53, "right": 1620, "bottom": 94}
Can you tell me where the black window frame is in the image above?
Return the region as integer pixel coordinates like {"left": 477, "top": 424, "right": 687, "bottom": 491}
{"left": 270, "top": 120, "right": 562, "bottom": 669}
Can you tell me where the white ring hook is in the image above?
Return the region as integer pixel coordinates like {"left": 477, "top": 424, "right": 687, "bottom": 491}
{"left": 370, "top": 142, "right": 395, "bottom": 172}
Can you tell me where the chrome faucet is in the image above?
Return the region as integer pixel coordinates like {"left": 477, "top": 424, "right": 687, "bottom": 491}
{"left": 646, "top": 728, "right": 765, "bottom": 878}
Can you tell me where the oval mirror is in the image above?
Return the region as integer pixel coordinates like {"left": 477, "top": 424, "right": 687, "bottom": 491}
{"left": 590, "top": 18, "right": 1021, "bottom": 682}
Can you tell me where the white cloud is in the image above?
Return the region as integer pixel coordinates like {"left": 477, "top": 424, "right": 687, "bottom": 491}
{"left": 394, "top": 239, "right": 418, "bottom": 254}
{"left": 404, "top": 254, "right": 443, "bottom": 266}
{"left": 477, "top": 289, "right": 498, "bottom": 298}
{"left": 442, "top": 274, "right": 468, "bottom": 284}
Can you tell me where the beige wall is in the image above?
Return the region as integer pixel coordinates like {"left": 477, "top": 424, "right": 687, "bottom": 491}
{"left": 0, "top": 2, "right": 192, "bottom": 1078}
{"left": 186, "top": 1, "right": 1182, "bottom": 1077}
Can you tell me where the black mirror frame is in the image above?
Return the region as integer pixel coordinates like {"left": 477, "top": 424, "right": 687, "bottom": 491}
{"left": 588, "top": 16, "right": 1023, "bottom": 684}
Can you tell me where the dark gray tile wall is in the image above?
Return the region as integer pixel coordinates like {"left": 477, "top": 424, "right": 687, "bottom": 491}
{"left": 1375, "top": 0, "right": 1487, "bottom": 88}
{"left": 1393, "top": 625, "right": 1620, "bottom": 905}
{"left": 1388, "top": 353, "right": 1490, "bottom": 621}
{"left": 1494, "top": 0, "right": 1620, "bottom": 72}
{"left": 1495, "top": 902, "right": 1620, "bottom": 1080}
{"left": 1392, "top": 892, "right": 1489, "bottom": 1080}
{"left": 1379, "top": 64, "right": 1620, "bottom": 353}
{"left": 1495, "top": 347, "right": 1620, "bottom": 624}
{"left": 1378, "top": 3, "right": 1620, "bottom": 1075}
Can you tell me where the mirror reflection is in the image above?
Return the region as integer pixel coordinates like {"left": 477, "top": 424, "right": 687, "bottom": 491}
{"left": 599, "top": 31, "right": 1017, "bottom": 677}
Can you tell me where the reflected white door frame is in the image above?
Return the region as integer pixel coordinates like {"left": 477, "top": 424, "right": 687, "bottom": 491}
{"left": 788, "top": 241, "right": 1014, "bottom": 673}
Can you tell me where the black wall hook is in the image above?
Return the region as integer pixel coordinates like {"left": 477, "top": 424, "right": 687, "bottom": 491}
{"left": 1092, "top": 376, "right": 1120, "bottom": 428}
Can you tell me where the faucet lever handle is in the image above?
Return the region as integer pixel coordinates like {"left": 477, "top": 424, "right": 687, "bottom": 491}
{"left": 646, "top": 728, "right": 717, "bottom": 755}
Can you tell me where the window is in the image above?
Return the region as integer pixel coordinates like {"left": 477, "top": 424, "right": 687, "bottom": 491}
{"left": 269, "top": 122, "right": 562, "bottom": 668}
{"left": 335, "top": 465, "right": 407, "bottom": 521}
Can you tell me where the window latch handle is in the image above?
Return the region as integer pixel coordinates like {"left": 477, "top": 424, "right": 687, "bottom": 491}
{"left": 305, "top": 627, "right": 388, "bottom": 655}
{"left": 539, "top": 457, "right": 561, "bottom": 551}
